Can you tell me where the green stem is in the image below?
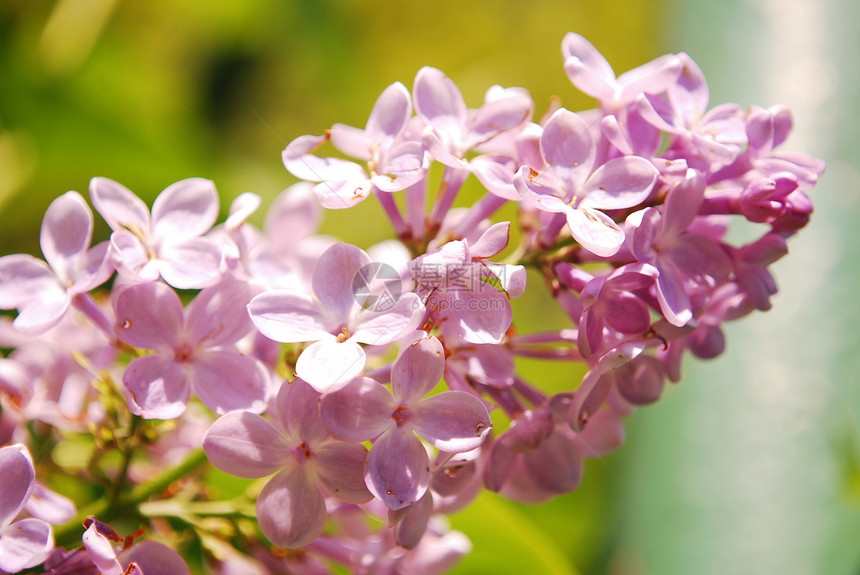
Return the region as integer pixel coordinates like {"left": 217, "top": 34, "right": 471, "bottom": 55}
{"left": 54, "top": 448, "right": 209, "bottom": 547}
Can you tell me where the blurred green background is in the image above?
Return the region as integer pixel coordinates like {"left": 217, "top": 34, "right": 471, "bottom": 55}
{"left": 2, "top": 1, "right": 859, "bottom": 573}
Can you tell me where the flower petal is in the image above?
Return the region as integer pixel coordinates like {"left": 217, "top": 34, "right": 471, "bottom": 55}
{"left": 365, "top": 428, "right": 430, "bottom": 510}
{"left": 203, "top": 411, "right": 291, "bottom": 478}
{"left": 350, "top": 293, "right": 422, "bottom": 346}
{"left": 0, "top": 444, "right": 35, "bottom": 527}
{"left": 0, "top": 518, "right": 54, "bottom": 573}
{"left": 151, "top": 178, "right": 219, "bottom": 243}
{"left": 82, "top": 523, "right": 122, "bottom": 575}
{"left": 185, "top": 279, "right": 253, "bottom": 347}
{"left": 247, "top": 291, "right": 330, "bottom": 343}
{"left": 119, "top": 541, "right": 190, "bottom": 575}
{"left": 296, "top": 338, "right": 366, "bottom": 394}
{"left": 40, "top": 191, "right": 93, "bottom": 283}
{"left": 314, "top": 441, "right": 373, "bottom": 504}
{"left": 412, "top": 391, "right": 491, "bottom": 453}
{"left": 391, "top": 333, "right": 445, "bottom": 404}
{"left": 319, "top": 377, "right": 395, "bottom": 442}
{"left": 540, "top": 109, "right": 595, "bottom": 188}
{"left": 89, "top": 177, "right": 150, "bottom": 235}
{"left": 565, "top": 206, "right": 625, "bottom": 258}
{"left": 312, "top": 243, "right": 369, "bottom": 324}
{"left": 366, "top": 81, "right": 412, "bottom": 146}
{"left": 561, "top": 33, "right": 616, "bottom": 102}
{"left": 191, "top": 351, "right": 269, "bottom": 415}
{"left": 123, "top": 355, "right": 190, "bottom": 420}
{"left": 0, "top": 255, "right": 59, "bottom": 309}
{"left": 157, "top": 237, "right": 224, "bottom": 289}
{"left": 256, "top": 466, "right": 327, "bottom": 549}
{"left": 582, "top": 155, "right": 657, "bottom": 210}
{"left": 413, "top": 67, "right": 467, "bottom": 140}
{"left": 114, "top": 282, "right": 183, "bottom": 351}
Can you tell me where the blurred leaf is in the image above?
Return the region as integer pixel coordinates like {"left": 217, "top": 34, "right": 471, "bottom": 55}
{"left": 449, "top": 491, "right": 580, "bottom": 575}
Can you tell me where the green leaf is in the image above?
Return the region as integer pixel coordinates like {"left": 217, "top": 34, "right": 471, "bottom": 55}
{"left": 449, "top": 491, "right": 580, "bottom": 575}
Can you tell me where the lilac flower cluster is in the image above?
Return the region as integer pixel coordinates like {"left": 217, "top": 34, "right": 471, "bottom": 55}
{"left": 0, "top": 33, "right": 822, "bottom": 573}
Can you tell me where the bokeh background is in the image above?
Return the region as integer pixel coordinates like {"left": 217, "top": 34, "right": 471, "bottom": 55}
{"left": 2, "top": 1, "right": 859, "bottom": 574}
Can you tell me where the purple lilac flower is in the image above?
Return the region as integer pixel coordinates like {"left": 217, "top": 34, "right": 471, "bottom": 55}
{"left": 319, "top": 333, "right": 492, "bottom": 510}
{"left": 114, "top": 278, "right": 269, "bottom": 419}
{"left": 562, "top": 32, "right": 682, "bottom": 112}
{"left": 513, "top": 108, "right": 659, "bottom": 257}
{"left": 0, "top": 191, "right": 113, "bottom": 334}
{"left": 0, "top": 444, "right": 53, "bottom": 573}
{"left": 248, "top": 242, "right": 423, "bottom": 392}
{"left": 203, "top": 378, "right": 372, "bottom": 549}
{"left": 89, "top": 177, "right": 223, "bottom": 289}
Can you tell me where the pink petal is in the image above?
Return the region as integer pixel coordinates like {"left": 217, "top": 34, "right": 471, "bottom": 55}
{"left": 89, "top": 177, "right": 150, "bottom": 235}
{"left": 312, "top": 177, "right": 373, "bottom": 209}
{"left": 312, "top": 243, "right": 369, "bottom": 324}
{"left": 660, "top": 169, "right": 706, "bottom": 239}
{"left": 468, "top": 222, "right": 510, "bottom": 259}
{"left": 412, "top": 391, "right": 491, "bottom": 452}
{"left": 0, "top": 518, "right": 54, "bottom": 572}
{"left": 522, "top": 430, "right": 583, "bottom": 494}
{"left": 351, "top": 293, "right": 422, "bottom": 346}
{"left": 603, "top": 291, "right": 652, "bottom": 334}
{"left": 365, "top": 428, "right": 430, "bottom": 510}
{"left": 582, "top": 156, "right": 657, "bottom": 210}
{"left": 40, "top": 191, "right": 93, "bottom": 282}
{"left": 123, "top": 355, "right": 190, "bottom": 419}
{"left": 109, "top": 230, "right": 154, "bottom": 280}
{"left": 275, "top": 378, "right": 327, "bottom": 445}
{"left": 0, "top": 444, "right": 35, "bottom": 526}
{"left": 256, "top": 465, "right": 327, "bottom": 549}
{"left": 540, "top": 109, "right": 595, "bottom": 188}
{"left": 467, "top": 90, "right": 532, "bottom": 147}
{"left": 0, "top": 255, "right": 59, "bottom": 309}
{"left": 119, "top": 541, "right": 190, "bottom": 575}
{"left": 282, "top": 134, "right": 334, "bottom": 182}
{"left": 667, "top": 53, "right": 709, "bottom": 124}
{"left": 24, "top": 483, "right": 76, "bottom": 524}
{"left": 319, "top": 377, "right": 395, "bottom": 442}
{"left": 372, "top": 141, "right": 427, "bottom": 192}
{"left": 185, "top": 279, "right": 253, "bottom": 347}
{"left": 151, "top": 178, "right": 219, "bottom": 242}
{"left": 330, "top": 123, "right": 371, "bottom": 160}
{"left": 114, "top": 282, "right": 183, "bottom": 351}
{"left": 616, "top": 54, "right": 683, "bottom": 104}
{"left": 413, "top": 67, "right": 467, "bottom": 139}
{"left": 203, "top": 411, "right": 291, "bottom": 478}
{"left": 566, "top": 206, "right": 625, "bottom": 258}
{"left": 614, "top": 355, "right": 665, "bottom": 405}
{"left": 247, "top": 291, "right": 331, "bottom": 343}
{"left": 655, "top": 263, "right": 693, "bottom": 326}
{"left": 391, "top": 334, "right": 445, "bottom": 404}
{"left": 82, "top": 523, "right": 122, "bottom": 575}
{"left": 296, "top": 338, "right": 366, "bottom": 393}
{"left": 366, "top": 81, "right": 412, "bottom": 146}
{"left": 561, "top": 33, "right": 616, "bottom": 102}
{"left": 470, "top": 156, "right": 521, "bottom": 200}
{"left": 157, "top": 237, "right": 224, "bottom": 289}
{"left": 13, "top": 285, "right": 69, "bottom": 335}
{"left": 314, "top": 442, "right": 373, "bottom": 504}
{"left": 264, "top": 182, "right": 321, "bottom": 248}
{"left": 72, "top": 241, "right": 114, "bottom": 293}
{"left": 191, "top": 351, "right": 269, "bottom": 415}
{"left": 448, "top": 287, "right": 512, "bottom": 345}
{"left": 393, "top": 491, "right": 433, "bottom": 550}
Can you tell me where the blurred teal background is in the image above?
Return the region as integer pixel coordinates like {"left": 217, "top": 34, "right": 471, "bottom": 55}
{"left": 1, "top": 1, "right": 858, "bottom": 573}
